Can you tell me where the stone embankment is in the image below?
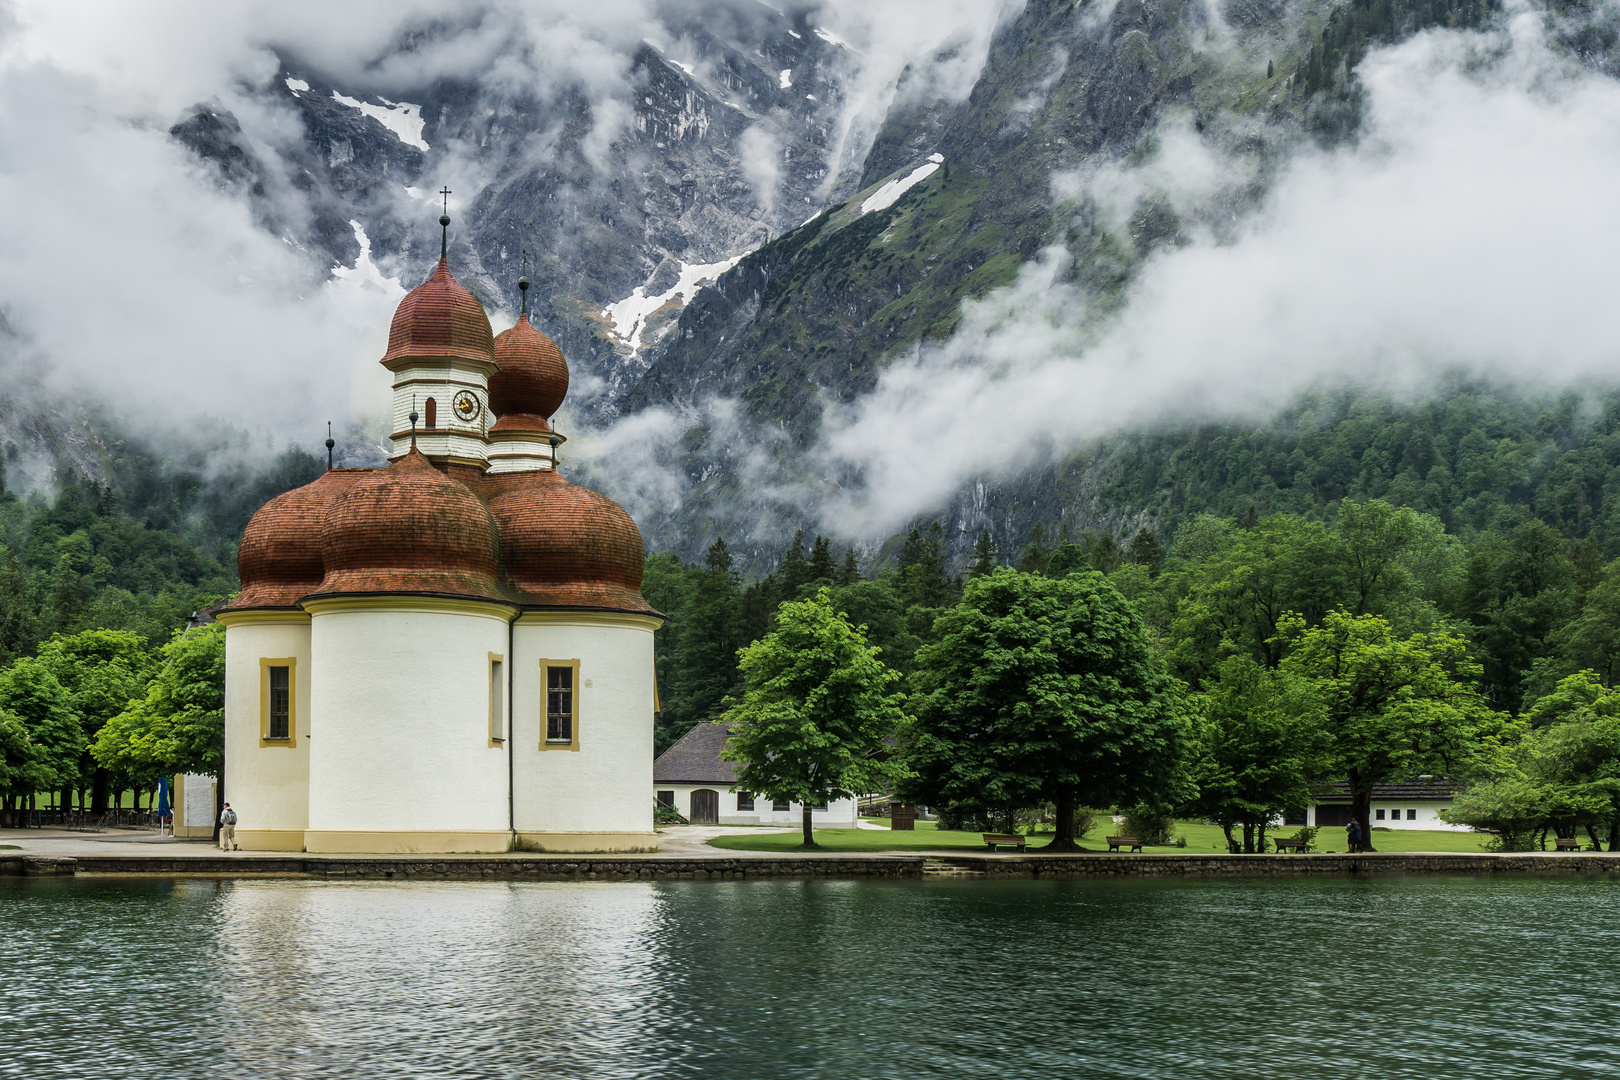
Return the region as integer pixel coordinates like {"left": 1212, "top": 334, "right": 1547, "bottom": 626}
{"left": 6, "top": 850, "right": 1620, "bottom": 880}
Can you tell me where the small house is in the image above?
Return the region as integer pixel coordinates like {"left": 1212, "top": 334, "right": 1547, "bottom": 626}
{"left": 653, "top": 721, "right": 859, "bottom": 828}
{"left": 1308, "top": 778, "right": 1464, "bottom": 830}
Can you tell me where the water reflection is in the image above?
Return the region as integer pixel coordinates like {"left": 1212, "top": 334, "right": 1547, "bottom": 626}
{"left": 3, "top": 875, "right": 1618, "bottom": 1078}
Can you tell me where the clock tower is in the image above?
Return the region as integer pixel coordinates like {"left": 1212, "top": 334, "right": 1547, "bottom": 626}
{"left": 379, "top": 200, "right": 497, "bottom": 471}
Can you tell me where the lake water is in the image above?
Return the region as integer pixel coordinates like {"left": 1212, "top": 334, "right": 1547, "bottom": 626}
{"left": 2, "top": 874, "right": 1617, "bottom": 1078}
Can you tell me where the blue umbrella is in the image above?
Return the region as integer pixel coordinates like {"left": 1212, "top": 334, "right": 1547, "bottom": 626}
{"left": 156, "top": 777, "right": 170, "bottom": 822}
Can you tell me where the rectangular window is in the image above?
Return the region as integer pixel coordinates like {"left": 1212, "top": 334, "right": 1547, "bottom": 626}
{"left": 259, "top": 658, "right": 296, "bottom": 747}
{"left": 812, "top": 800, "right": 828, "bottom": 812}
{"left": 736, "top": 791, "right": 755, "bottom": 811}
{"left": 488, "top": 655, "right": 505, "bottom": 745}
{"left": 657, "top": 790, "right": 674, "bottom": 807}
{"left": 772, "top": 800, "right": 789, "bottom": 812}
{"left": 1375, "top": 808, "right": 1386, "bottom": 820}
{"left": 539, "top": 660, "right": 580, "bottom": 750}
{"left": 1407, "top": 808, "right": 1417, "bottom": 821}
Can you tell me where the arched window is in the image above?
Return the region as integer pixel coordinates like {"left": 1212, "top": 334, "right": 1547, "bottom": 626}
{"left": 424, "top": 397, "right": 437, "bottom": 429}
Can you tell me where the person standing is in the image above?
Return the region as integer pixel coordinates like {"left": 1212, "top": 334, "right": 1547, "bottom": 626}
{"left": 219, "top": 803, "right": 238, "bottom": 851}
{"left": 1346, "top": 817, "right": 1362, "bottom": 854}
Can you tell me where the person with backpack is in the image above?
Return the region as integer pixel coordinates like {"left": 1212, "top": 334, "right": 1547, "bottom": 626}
{"left": 219, "top": 803, "right": 239, "bottom": 851}
{"left": 1346, "top": 817, "right": 1362, "bottom": 854}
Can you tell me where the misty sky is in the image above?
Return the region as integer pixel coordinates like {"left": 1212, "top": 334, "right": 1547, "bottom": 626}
{"left": 1, "top": 1, "right": 1617, "bottom": 540}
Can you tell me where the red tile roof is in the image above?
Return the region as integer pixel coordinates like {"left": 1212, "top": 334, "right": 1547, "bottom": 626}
{"left": 380, "top": 258, "right": 496, "bottom": 368}
{"left": 489, "top": 314, "right": 568, "bottom": 420}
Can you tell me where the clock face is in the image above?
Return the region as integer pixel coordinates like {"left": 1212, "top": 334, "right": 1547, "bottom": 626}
{"left": 452, "top": 391, "right": 479, "bottom": 421}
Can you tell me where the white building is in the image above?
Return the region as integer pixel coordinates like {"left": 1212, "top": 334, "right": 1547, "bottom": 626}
{"left": 1306, "top": 779, "right": 1466, "bottom": 831}
{"left": 217, "top": 222, "right": 663, "bottom": 854}
{"left": 653, "top": 722, "right": 860, "bottom": 828}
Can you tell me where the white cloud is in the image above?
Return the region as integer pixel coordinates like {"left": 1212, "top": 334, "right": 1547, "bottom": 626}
{"left": 809, "top": 14, "right": 1620, "bottom": 535}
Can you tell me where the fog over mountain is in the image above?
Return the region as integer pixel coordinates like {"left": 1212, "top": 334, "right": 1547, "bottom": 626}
{"left": 2, "top": 0, "right": 1619, "bottom": 567}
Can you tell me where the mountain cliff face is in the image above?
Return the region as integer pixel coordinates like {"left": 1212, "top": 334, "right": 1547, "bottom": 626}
{"left": 59, "top": 0, "right": 1620, "bottom": 573}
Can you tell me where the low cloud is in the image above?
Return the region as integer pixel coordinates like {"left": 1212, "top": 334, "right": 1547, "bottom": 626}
{"left": 807, "top": 13, "right": 1620, "bottom": 535}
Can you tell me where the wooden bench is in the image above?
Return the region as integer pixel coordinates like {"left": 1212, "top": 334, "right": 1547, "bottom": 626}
{"left": 982, "top": 833, "right": 1026, "bottom": 851}
{"left": 1107, "top": 836, "right": 1143, "bottom": 852}
{"left": 1555, "top": 838, "right": 1583, "bottom": 852}
{"left": 1273, "top": 838, "right": 1307, "bottom": 853}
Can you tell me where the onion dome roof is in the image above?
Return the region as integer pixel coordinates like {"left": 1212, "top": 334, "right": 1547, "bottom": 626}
{"left": 487, "top": 470, "right": 656, "bottom": 614}
{"left": 380, "top": 259, "right": 496, "bottom": 368}
{"left": 489, "top": 314, "right": 568, "bottom": 421}
{"left": 312, "top": 448, "right": 506, "bottom": 603}
{"left": 231, "top": 469, "right": 367, "bottom": 609}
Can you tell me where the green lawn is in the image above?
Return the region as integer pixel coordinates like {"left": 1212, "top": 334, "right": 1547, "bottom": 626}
{"left": 706, "top": 819, "right": 1498, "bottom": 854}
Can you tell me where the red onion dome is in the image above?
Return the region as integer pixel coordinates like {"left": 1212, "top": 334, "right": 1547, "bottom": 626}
{"left": 489, "top": 314, "right": 568, "bottom": 420}
{"left": 379, "top": 259, "right": 496, "bottom": 367}
{"left": 487, "top": 471, "right": 657, "bottom": 614}
{"left": 231, "top": 470, "right": 365, "bottom": 609}
{"left": 313, "top": 448, "right": 506, "bottom": 603}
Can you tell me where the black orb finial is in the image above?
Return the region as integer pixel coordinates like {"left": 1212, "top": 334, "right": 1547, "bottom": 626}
{"left": 549, "top": 432, "right": 559, "bottom": 470}
{"left": 438, "top": 186, "right": 452, "bottom": 261}
{"left": 518, "top": 249, "right": 530, "bottom": 317}
{"left": 409, "top": 395, "right": 419, "bottom": 449}
{"left": 325, "top": 420, "right": 335, "bottom": 471}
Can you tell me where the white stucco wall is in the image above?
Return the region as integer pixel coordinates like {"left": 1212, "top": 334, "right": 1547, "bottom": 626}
{"left": 305, "top": 600, "right": 511, "bottom": 836}
{"left": 655, "top": 783, "right": 859, "bottom": 829}
{"left": 389, "top": 364, "right": 491, "bottom": 462}
{"left": 512, "top": 613, "right": 656, "bottom": 837}
{"left": 221, "top": 616, "right": 312, "bottom": 834}
{"left": 1305, "top": 801, "right": 1466, "bottom": 831}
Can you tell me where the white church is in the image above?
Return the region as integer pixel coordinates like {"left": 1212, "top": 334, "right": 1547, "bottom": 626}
{"left": 217, "top": 214, "right": 662, "bottom": 853}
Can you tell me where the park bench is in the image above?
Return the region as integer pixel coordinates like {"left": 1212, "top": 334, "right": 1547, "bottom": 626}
{"left": 1555, "top": 838, "right": 1583, "bottom": 852}
{"left": 1273, "top": 838, "right": 1307, "bottom": 853}
{"left": 982, "top": 833, "right": 1026, "bottom": 851}
{"left": 1107, "top": 836, "right": 1143, "bottom": 852}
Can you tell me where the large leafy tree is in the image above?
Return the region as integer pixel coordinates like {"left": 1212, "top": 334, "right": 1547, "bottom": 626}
{"left": 91, "top": 623, "right": 225, "bottom": 784}
{"left": 903, "top": 568, "right": 1192, "bottom": 850}
{"left": 0, "top": 657, "right": 82, "bottom": 802}
{"left": 721, "top": 589, "right": 904, "bottom": 846}
{"left": 1279, "top": 610, "right": 1494, "bottom": 849}
{"left": 34, "top": 629, "right": 158, "bottom": 811}
{"left": 1187, "top": 656, "right": 1329, "bottom": 852}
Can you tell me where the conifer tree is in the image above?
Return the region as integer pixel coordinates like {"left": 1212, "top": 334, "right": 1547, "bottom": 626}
{"left": 1127, "top": 527, "right": 1162, "bottom": 574}
{"left": 838, "top": 547, "right": 861, "bottom": 586}
{"left": 1015, "top": 523, "right": 1051, "bottom": 575}
{"left": 968, "top": 527, "right": 999, "bottom": 578}
{"left": 778, "top": 529, "right": 811, "bottom": 602}
{"left": 807, "top": 535, "right": 837, "bottom": 586}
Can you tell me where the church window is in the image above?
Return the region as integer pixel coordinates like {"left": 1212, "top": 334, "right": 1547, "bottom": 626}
{"left": 488, "top": 655, "right": 504, "bottom": 745}
{"left": 540, "top": 660, "right": 580, "bottom": 750}
{"left": 259, "top": 658, "right": 296, "bottom": 747}
{"left": 424, "top": 396, "right": 437, "bottom": 429}
{"left": 736, "top": 791, "right": 754, "bottom": 811}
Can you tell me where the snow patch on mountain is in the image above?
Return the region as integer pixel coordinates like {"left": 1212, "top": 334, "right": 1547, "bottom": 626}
{"left": 860, "top": 157, "right": 942, "bottom": 215}
{"left": 603, "top": 255, "right": 747, "bottom": 356}
{"left": 331, "top": 93, "right": 428, "bottom": 151}
{"left": 328, "top": 221, "right": 404, "bottom": 299}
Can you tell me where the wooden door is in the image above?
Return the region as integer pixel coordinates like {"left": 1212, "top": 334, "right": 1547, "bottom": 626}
{"left": 690, "top": 789, "right": 719, "bottom": 824}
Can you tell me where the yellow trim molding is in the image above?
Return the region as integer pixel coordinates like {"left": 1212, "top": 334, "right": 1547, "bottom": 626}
{"left": 301, "top": 595, "right": 515, "bottom": 620}
{"left": 304, "top": 830, "right": 514, "bottom": 854}
{"left": 216, "top": 609, "right": 311, "bottom": 628}
{"left": 488, "top": 651, "right": 506, "bottom": 747}
{"left": 539, "top": 658, "right": 581, "bottom": 751}
{"left": 259, "top": 657, "right": 297, "bottom": 748}
{"left": 515, "top": 611, "right": 662, "bottom": 632}
{"left": 234, "top": 829, "right": 307, "bottom": 852}
{"left": 514, "top": 832, "right": 659, "bottom": 853}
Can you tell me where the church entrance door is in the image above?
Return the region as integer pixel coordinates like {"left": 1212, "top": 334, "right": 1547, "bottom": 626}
{"left": 690, "top": 789, "right": 719, "bottom": 824}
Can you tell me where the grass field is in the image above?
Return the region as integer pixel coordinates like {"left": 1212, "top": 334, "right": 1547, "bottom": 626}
{"left": 702, "top": 819, "right": 1500, "bottom": 854}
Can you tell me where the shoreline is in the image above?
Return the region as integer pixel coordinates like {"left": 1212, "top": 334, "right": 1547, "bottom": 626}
{"left": 7, "top": 849, "right": 1620, "bottom": 881}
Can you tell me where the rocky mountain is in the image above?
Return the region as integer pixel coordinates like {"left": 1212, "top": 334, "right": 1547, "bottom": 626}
{"left": 41, "top": 0, "right": 1620, "bottom": 574}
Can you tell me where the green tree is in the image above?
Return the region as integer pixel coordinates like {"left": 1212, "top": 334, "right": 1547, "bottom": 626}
{"left": 1127, "top": 527, "right": 1162, "bottom": 574}
{"left": 0, "top": 657, "right": 82, "bottom": 801}
{"left": 34, "top": 629, "right": 158, "bottom": 811}
{"left": 968, "top": 527, "right": 999, "bottom": 578}
{"left": 904, "top": 569, "right": 1192, "bottom": 849}
{"left": 91, "top": 623, "right": 226, "bottom": 783}
{"left": 1279, "top": 610, "right": 1493, "bottom": 849}
{"left": 1187, "top": 656, "right": 1329, "bottom": 852}
{"left": 721, "top": 589, "right": 904, "bottom": 846}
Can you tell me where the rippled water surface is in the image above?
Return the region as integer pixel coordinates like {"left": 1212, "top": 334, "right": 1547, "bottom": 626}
{"left": 3, "top": 874, "right": 1619, "bottom": 1078}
